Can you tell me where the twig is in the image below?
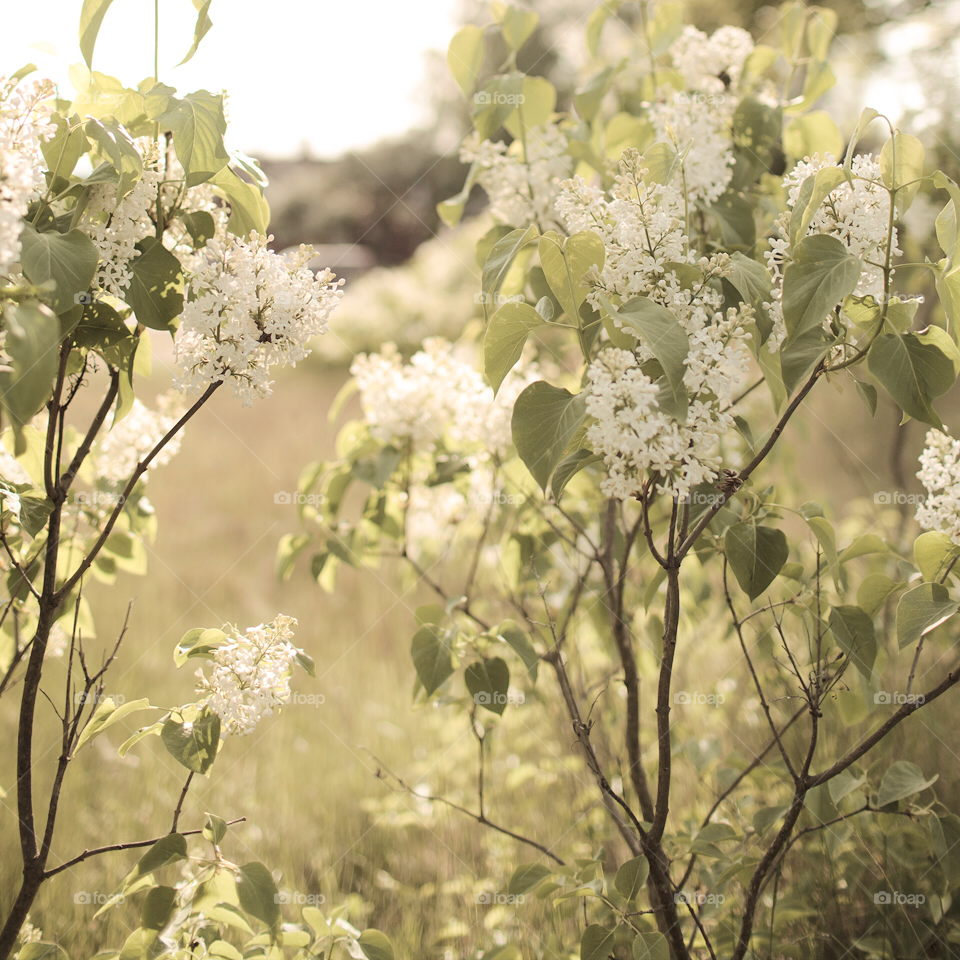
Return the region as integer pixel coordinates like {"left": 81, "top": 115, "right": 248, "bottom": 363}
{"left": 171, "top": 772, "right": 195, "bottom": 833}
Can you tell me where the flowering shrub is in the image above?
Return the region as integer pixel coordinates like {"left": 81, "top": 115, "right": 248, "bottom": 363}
{"left": 283, "top": 2, "right": 960, "bottom": 958}
{"left": 0, "top": 6, "right": 394, "bottom": 960}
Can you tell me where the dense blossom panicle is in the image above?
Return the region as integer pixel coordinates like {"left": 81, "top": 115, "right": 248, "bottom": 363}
{"left": 916, "top": 430, "right": 960, "bottom": 544}
{"left": 92, "top": 391, "right": 189, "bottom": 483}
{"left": 460, "top": 124, "right": 573, "bottom": 231}
{"left": 764, "top": 153, "right": 901, "bottom": 349}
{"left": 647, "top": 95, "right": 734, "bottom": 204}
{"left": 195, "top": 615, "right": 301, "bottom": 736}
{"left": 668, "top": 25, "right": 755, "bottom": 94}
{"left": 79, "top": 139, "right": 163, "bottom": 297}
{"left": 558, "top": 150, "right": 752, "bottom": 497}
{"left": 351, "top": 338, "right": 533, "bottom": 458}
{"left": 0, "top": 76, "right": 55, "bottom": 278}
{"left": 173, "top": 232, "right": 343, "bottom": 404}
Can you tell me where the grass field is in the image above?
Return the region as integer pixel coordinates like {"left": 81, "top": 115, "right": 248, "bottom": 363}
{"left": 2, "top": 338, "right": 959, "bottom": 957}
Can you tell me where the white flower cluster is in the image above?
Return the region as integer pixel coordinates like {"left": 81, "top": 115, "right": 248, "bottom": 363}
{"left": 460, "top": 124, "right": 573, "bottom": 231}
{"left": 0, "top": 76, "right": 54, "bottom": 278}
{"left": 92, "top": 391, "right": 189, "bottom": 484}
{"left": 646, "top": 95, "right": 734, "bottom": 205}
{"left": 916, "top": 430, "right": 960, "bottom": 544}
{"left": 351, "top": 337, "right": 531, "bottom": 458}
{"left": 195, "top": 614, "right": 301, "bottom": 736}
{"left": 764, "top": 153, "right": 900, "bottom": 350}
{"left": 173, "top": 232, "right": 344, "bottom": 405}
{"left": 79, "top": 138, "right": 163, "bottom": 298}
{"left": 668, "top": 25, "right": 755, "bottom": 95}
{"left": 558, "top": 152, "right": 753, "bottom": 497}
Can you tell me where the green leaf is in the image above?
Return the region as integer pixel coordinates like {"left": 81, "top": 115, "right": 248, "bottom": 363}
{"left": 880, "top": 131, "right": 925, "bottom": 217}
{"left": 117, "top": 928, "right": 159, "bottom": 960}
{"left": 580, "top": 924, "right": 615, "bottom": 960}
{"left": 783, "top": 111, "right": 844, "bottom": 161}
{"left": 877, "top": 760, "right": 938, "bottom": 807}
{"left": 174, "top": 627, "right": 227, "bottom": 666}
{"left": 633, "top": 932, "right": 669, "bottom": 960}
{"left": 179, "top": 210, "right": 216, "bottom": 248}
{"left": 511, "top": 381, "right": 588, "bottom": 492}
{"left": 857, "top": 572, "right": 899, "bottom": 617}
{"left": 843, "top": 108, "right": 881, "bottom": 177}
{"left": 484, "top": 301, "right": 544, "bottom": 395}
{"left": 203, "top": 813, "right": 228, "bottom": 845}
{"left": 828, "top": 605, "right": 877, "bottom": 679}
{"left": 465, "top": 657, "right": 510, "bottom": 715}
{"left": 277, "top": 532, "right": 311, "bottom": 582}
{"left": 161, "top": 707, "right": 220, "bottom": 775}
{"left": 126, "top": 239, "right": 184, "bottom": 330}
{"left": 601, "top": 297, "right": 689, "bottom": 421}
{"left": 508, "top": 862, "right": 553, "bottom": 896}
{"left": 753, "top": 805, "right": 789, "bottom": 836}
{"left": 855, "top": 380, "right": 878, "bottom": 417}
{"left": 74, "top": 697, "right": 153, "bottom": 755}
{"left": 358, "top": 930, "right": 395, "bottom": 960}
{"left": 179, "top": 0, "right": 214, "bottom": 66}
{"left": 614, "top": 856, "right": 649, "bottom": 901}
{"left": 140, "top": 885, "right": 177, "bottom": 930}
{"left": 497, "top": 620, "right": 538, "bottom": 682}
{"left": 481, "top": 225, "right": 538, "bottom": 317}
{"left": 135, "top": 833, "right": 188, "bottom": 876}
{"left": 0, "top": 300, "right": 62, "bottom": 431}
{"left": 726, "top": 252, "right": 772, "bottom": 306}
{"left": 447, "top": 25, "right": 485, "bottom": 97}
{"left": 574, "top": 65, "right": 617, "bottom": 122}
{"left": 79, "top": 0, "right": 116, "bottom": 68}
{"left": 236, "top": 862, "right": 281, "bottom": 939}
{"left": 897, "top": 582, "right": 959, "bottom": 649}
{"left": 539, "top": 231, "right": 605, "bottom": 324}
{"left": 915, "top": 531, "right": 957, "bottom": 582}
{"left": 495, "top": 4, "right": 538, "bottom": 51}
{"left": 411, "top": 624, "right": 457, "bottom": 696}
{"left": 473, "top": 72, "right": 526, "bottom": 141}
{"left": 706, "top": 191, "right": 756, "bottom": 249}
{"left": 868, "top": 331, "right": 958, "bottom": 429}
{"left": 208, "top": 942, "right": 243, "bottom": 960}
{"left": 550, "top": 449, "right": 600, "bottom": 500}
{"left": 725, "top": 523, "right": 789, "bottom": 600}
{"left": 83, "top": 117, "right": 143, "bottom": 203}
{"left": 806, "top": 8, "right": 837, "bottom": 59}
{"left": 782, "top": 234, "right": 861, "bottom": 339}
{"left": 19, "top": 224, "right": 99, "bottom": 316}
{"left": 780, "top": 328, "right": 833, "bottom": 395}
{"left": 157, "top": 91, "right": 229, "bottom": 188}
{"left": 209, "top": 166, "right": 270, "bottom": 236}
{"left": 790, "top": 167, "right": 847, "bottom": 246}
{"left": 933, "top": 815, "right": 960, "bottom": 887}
{"left": 18, "top": 945, "right": 68, "bottom": 960}
{"left": 41, "top": 114, "right": 89, "bottom": 181}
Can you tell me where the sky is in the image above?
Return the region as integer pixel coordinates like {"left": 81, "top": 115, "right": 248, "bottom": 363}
{"left": 2, "top": 0, "right": 460, "bottom": 159}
